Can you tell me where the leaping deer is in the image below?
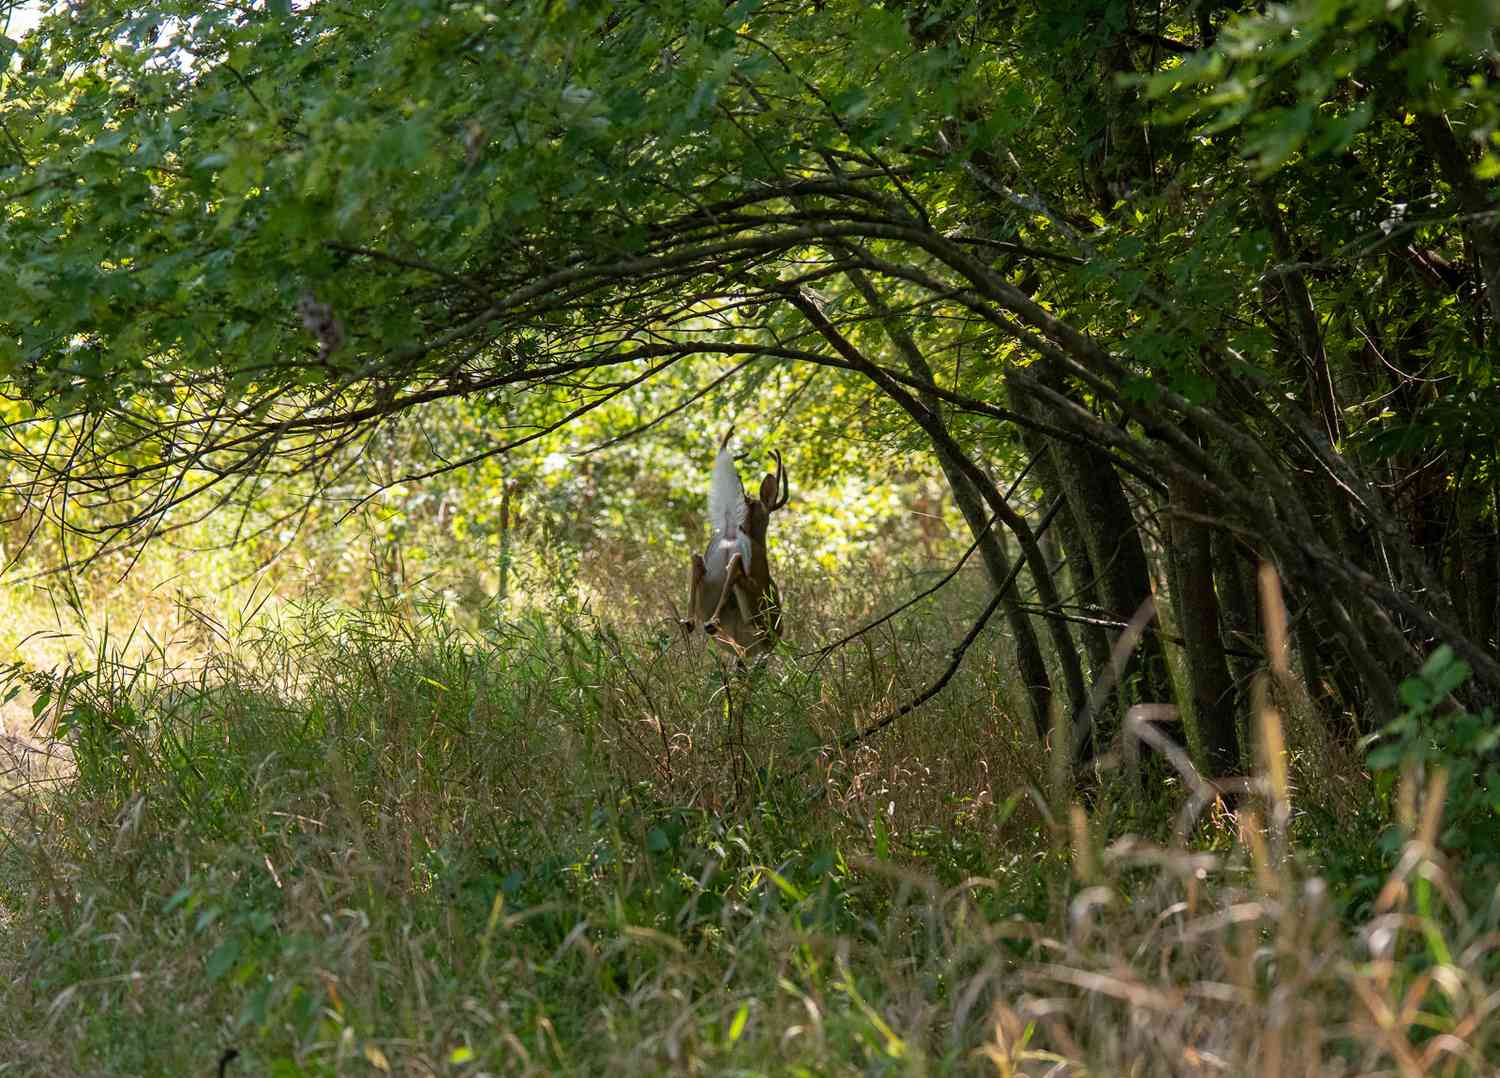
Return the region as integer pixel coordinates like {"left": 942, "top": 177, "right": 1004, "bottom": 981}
{"left": 681, "top": 429, "right": 788, "bottom": 657}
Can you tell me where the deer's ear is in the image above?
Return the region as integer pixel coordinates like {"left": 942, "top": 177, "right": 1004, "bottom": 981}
{"left": 758, "top": 472, "right": 779, "bottom": 504}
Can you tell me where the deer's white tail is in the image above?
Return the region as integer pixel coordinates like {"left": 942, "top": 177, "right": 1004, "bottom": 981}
{"left": 708, "top": 447, "right": 746, "bottom": 539}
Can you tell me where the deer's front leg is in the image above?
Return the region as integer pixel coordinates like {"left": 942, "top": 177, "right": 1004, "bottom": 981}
{"left": 704, "top": 552, "right": 748, "bottom": 636}
{"left": 682, "top": 554, "right": 706, "bottom": 636}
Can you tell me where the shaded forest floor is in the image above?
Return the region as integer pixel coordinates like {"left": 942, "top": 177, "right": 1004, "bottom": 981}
{"left": 0, "top": 566, "right": 1496, "bottom": 1076}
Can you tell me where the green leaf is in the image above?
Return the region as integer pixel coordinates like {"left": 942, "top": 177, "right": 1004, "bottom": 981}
{"left": 1366, "top": 743, "right": 1403, "bottom": 771}
{"left": 204, "top": 937, "right": 241, "bottom": 982}
{"left": 1421, "top": 645, "right": 1471, "bottom": 698}
{"left": 727, "top": 1002, "right": 749, "bottom": 1043}
{"left": 164, "top": 887, "right": 193, "bottom": 914}
{"left": 761, "top": 868, "right": 806, "bottom": 903}
{"left": 1398, "top": 676, "right": 1433, "bottom": 710}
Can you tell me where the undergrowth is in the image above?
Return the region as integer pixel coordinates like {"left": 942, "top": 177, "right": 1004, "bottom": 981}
{"left": 0, "top": 593, "right": 1496, "bottom": 1076}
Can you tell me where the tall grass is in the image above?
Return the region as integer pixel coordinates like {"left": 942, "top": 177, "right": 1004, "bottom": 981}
{"left": 0, "top": 567, "right": 1496, "bottom": 1075}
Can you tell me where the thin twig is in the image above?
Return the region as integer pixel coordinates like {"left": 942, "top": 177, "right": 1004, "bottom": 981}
{"left": 838, "top": 496, "right": 1064, "bottom": 753}
{"left": 799, "top": 454, "right": 1041, "bottom": 663}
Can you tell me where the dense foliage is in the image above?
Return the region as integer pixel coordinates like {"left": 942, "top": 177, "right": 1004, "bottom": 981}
{"left": 5, "top": 0, "right": 1500, "bottom": 777}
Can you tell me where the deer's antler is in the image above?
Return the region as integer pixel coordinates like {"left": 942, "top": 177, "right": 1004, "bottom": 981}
{"left": 766, "top": 450, "right": 789, "bottom": 511}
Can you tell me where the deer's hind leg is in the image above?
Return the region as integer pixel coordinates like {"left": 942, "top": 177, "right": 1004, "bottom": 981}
{"left": 681, "top": 554, "right": 706, "bottom": 636}
{"left": 704, "top": 552, "right": 750, "bottom": 636}
{"left": 730, "top": 577, "right": 756, "bottom": 626}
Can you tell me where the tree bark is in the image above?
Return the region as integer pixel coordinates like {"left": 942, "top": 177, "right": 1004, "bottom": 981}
{"left": 1025, "top": 382, "right": 1175, "bottom": 763}
{"left": 1211, "top": 526, "right": 1257, "bottom": 696}
{"left": 1166, "top": 471, "right": 1241, "bottom": 775}
{"left": 1028, "top": 434, "right": 1113, "bottom": 685}
{"left": 1017, "top": 412, "right": 1116, "bottom": 759}
{"left": 1452, "top": 481, "right": 1499, "bottom": 654}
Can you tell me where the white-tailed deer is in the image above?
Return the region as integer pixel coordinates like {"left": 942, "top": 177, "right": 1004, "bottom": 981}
{"left": 680, "top": 430, "right": 788, "bottom": 657}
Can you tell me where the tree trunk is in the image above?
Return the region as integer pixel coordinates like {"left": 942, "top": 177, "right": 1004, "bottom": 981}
{"left": 1031, "top": 387, "right": 1175, "bottom": 763}
{"left": 933, "top": 437, "right": 1055, "bottom": 742}
{"left": 1013, "top": 395, "right": 1121, "bottom": 763}
{"left": 1166, "top": 471, "right": 1241, "bottom": 775}
{"left": 1452, "top": 481, "right": 1499, "bottom": 654}
{"left": 1211, "top": 527, "right": 1257, "bottom": 697}
{"left": 1029, "top": 437, "right": 1113, "bottom": 685}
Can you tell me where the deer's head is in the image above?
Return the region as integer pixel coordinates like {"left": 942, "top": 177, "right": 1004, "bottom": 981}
{"left": 741, "top": 450, "right": 789, "bottom": 549}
